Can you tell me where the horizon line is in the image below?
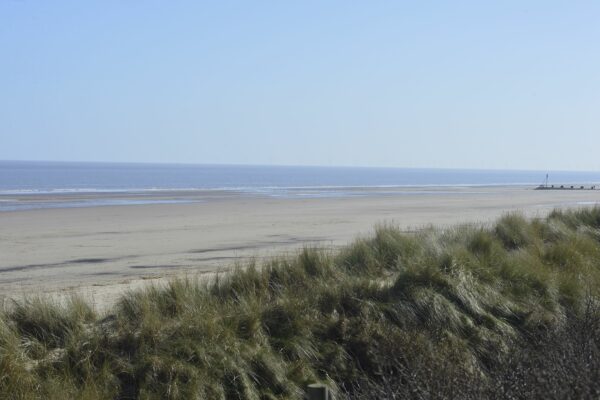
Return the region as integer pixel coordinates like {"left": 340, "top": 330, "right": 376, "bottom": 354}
{"left": 0, "top": 158, "right": 598, "bottom": 174}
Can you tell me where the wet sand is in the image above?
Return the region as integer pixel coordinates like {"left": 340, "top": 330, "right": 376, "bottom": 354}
{"left": 1, "top": 186, "right": 599, "bottom": 310}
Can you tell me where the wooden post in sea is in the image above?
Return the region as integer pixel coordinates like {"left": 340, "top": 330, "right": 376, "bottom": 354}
{"left": 306, "top": 383, "right": 331, "bottom": 400}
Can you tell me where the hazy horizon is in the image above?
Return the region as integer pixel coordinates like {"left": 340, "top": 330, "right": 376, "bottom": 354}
{"left": 2, "top": 158, "right": 600, "bottom": 174}
{"left": 2, "top": 2, "right": 599, "bottom": 170}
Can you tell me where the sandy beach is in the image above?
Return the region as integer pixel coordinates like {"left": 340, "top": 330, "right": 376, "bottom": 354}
{"left": 1, "top": 186, "right": 599, "bottom": 309}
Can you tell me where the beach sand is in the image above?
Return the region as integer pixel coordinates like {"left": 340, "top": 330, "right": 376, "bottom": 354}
{"left": 1, "top": 186, "right": 599, "bottom": 310}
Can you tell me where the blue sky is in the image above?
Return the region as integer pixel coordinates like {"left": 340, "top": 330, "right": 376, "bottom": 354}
{"left": 1, "top": 1, "right": 599, "bottom": 170}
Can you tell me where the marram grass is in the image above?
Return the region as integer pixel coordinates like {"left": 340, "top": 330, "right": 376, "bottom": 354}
{"left": 2, "top": 208, "right": 600, "bottom": 399}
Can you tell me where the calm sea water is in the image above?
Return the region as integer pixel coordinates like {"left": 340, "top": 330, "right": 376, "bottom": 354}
{"left": 4, "top": 161, "right": 600, "bottom": 192}
{"left": 1, "top": 161, "right": 600, "bottom": 211}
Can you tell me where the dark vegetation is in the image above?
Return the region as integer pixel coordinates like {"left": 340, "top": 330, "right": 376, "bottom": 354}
{"left": 2, "top": 208, "right": 600, "bottom": 399}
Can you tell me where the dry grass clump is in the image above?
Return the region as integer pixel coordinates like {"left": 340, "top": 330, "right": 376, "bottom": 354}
{"left": 2, "top": 207, "right": 600, "bottom": 399}
{"left": 344, "top": 294, "right": 600, "bottom": 400}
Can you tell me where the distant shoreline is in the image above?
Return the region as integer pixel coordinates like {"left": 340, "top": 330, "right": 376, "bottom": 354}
{"left": 0, "top": 184, "right": 541, "bottom": 212}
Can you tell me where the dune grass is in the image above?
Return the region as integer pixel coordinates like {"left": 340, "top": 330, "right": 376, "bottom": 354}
{"left": 2, "top": 208, "right": 600, "bottom": 399}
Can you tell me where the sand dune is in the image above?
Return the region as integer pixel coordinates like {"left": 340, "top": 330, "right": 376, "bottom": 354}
{"left": 1, "top": 185, "right": 599, "bottom": 310}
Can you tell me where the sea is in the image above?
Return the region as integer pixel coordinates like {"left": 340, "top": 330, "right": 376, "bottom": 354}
{"left": 1, "top": 161, "right": 600, "bottom": 212}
